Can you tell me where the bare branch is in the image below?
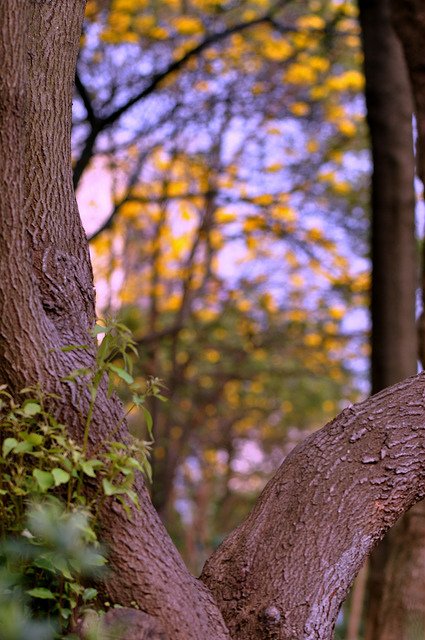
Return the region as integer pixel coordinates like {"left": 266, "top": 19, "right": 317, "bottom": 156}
{"left": 75, "top": 72, "right": 98, "bottom": 127}
{"left": 73, "top": 11, "right": 280, "bottom": 187}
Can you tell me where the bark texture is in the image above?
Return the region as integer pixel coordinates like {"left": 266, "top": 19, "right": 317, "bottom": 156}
{"left": 0, "top": 3, "right": 230, "bottom": 639}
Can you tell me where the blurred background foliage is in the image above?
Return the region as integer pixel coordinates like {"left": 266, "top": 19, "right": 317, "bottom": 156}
{"left": 74, "top": 0, "right": 370, "bottom": 575}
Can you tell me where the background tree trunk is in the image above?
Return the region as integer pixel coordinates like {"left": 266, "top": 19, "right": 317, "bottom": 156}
{"left": 346, "top": 563, "right": 368, "bottom": 640}
{"left": 358, "top": 1, "right": 419, "bottom": 637}
{"left": 373, "top": 507, "right": 425, "bottom": 639}
{"left": 358, "top": 0, "right": 417, "bottom": 392}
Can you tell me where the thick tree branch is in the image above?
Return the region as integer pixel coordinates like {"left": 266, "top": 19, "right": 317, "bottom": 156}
{"left": 201, "top": 372, "right": 425, "bottom": 639}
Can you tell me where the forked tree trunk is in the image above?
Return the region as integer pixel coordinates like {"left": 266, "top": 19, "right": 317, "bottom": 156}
{"left": 0, "top": 3, "right": 229, "bottom": 639}
{"left": 3, "top": 2, "right": 425, "bottom": 640}
{"left": 358, "top": 1, "right": 418, "bottom": 637}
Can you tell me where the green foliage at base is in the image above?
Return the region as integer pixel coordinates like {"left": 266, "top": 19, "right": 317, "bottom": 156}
{"left": 0, "top": 320, "right": 159, "bottom": 638}
{"left": 0, "top": 500, "right": 105, "bottom": 639}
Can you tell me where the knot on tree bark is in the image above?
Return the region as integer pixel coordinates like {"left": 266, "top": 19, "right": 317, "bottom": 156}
{"left": 40, "top": 246, "right": 94, "bottom": 333}
{"left": 259, "top": 605, "right": 283, "bottom": 638}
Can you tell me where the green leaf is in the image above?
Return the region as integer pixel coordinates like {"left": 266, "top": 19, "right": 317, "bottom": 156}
{"left": 50, "top": 555, "right": 73, "bottom": 579}
{"left": 68, "top": 582, "right": 84, "bottom": 595}
{"left": 107, "top": 364, "right": 134, "bottom": 385}
{"left": 22, "top": 401, "right": 41, "bottom": 416}
{"left": 51, "top": 468, "right": 71, "bottom": 486}
{"left": 126, "top": 490, "right": 139, "bottom": 507}
{"left": 132, "top": 393, "right": 145, "bottom": 406}
{"left": 83, "top": 588, "right": 98, "bottom": 602}
{"left": 60, "top": 457, "right": 73, "bottom": 472}
{"left": 144, "top": 463, "right": 152, "bottom": 483}
{"left": 13, "top": 440, "right": 34, "bottom": 454}
{"left": 96, "top": 334, "right": 113, "bottom": 363}
{"left": 80, "top": 459, "right": 102, "bottom": 477}
{"left": 33, "top": 469, "right": 55, "bottom": 492}
{"left": 33, "top": 556, "right": 57, "bottom": 572}
{"left": 90, "top": 553, "right": 108, "bottom": 567}
{"left": 2, "top": 437, "right": 18, "bottom": 457}
{"left": 102, "top": 478, "right": 118, "bottom": 496}
{"left": 27, "top": 588, "right": 56, "bottom": 600}
{"left": 141, "top": 405, "right": 153, "bottom": 435}
{"left": 92, "top": 323, "right": 106, "bottom": 336}
{"left": 24, "top": 433, "right": 44, "bottom": 446}
{"left": 62, "top": 367, "right": 91, "bottom": 382}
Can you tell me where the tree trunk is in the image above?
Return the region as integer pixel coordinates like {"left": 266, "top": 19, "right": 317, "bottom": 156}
{"left": 0, "top": 3, "right": 230, "bottom": 639}
{"left": 359, "top": 0, "right": 417, "bottom": 394}
{"left": 358, "top": 1, "right": 418, "bottom": 637}
{"left": 391, "top": 0, "right": 425, "bottom": 361}
{"left": 5, "top": 3, "right": 425, "bottom": 640}
{"left": 346, "top": 563, "right": 368, "bottom": 640}
{"left": 390, "top": 0, "right": 425, "bottom": 189}
{"left": 373, "top": 506, "right": 425, "bottom": 639}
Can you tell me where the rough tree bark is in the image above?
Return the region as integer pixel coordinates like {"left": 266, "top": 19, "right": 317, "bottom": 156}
{"left": 357, "top": 1, "right": 419, "bottom": 637}
{"left": 0, "top": 3, "right": 229, "bottom": 639}
{"left": 4, "top": 2, "right": 425, "bottom": 640}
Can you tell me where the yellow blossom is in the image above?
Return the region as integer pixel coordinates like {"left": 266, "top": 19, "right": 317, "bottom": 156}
{"left": 329, "top": 306, "right": 345, "bottom": 320}
{"left": 338, "top": 120, "right": 356, "bottom": 137}
{"left": 172, "top": 16, "right": 204, "bottom": 35}
{"left": 264, "top": 39, "right": 293, "bottom": 61}
{"left": 297, "top": 15, "right": 326, "bottom": 30}
{"left": 290, "top": 102, "right": 310, "bottom": 117}
{"left": 285, "top": 63, "right": 317, "bottom": 85}
{"left": 306, "top": 139, "right": 319, "bottom": 153}
{"left": 204, "top": 349, "right": 220, "bottom": 363}
{"left": 304, "top": 333, "right": 321, "bottom": 347}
